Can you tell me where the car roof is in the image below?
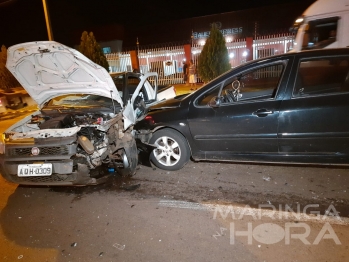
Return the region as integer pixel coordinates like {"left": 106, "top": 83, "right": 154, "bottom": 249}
{"left": 219, "top": 47, "right": 349, "bottom": 78}
{"left": 249, "top": 47, "right": 349, "bottom": 65}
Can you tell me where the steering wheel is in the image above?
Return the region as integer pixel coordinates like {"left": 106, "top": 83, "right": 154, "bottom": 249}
{"left": 223, "top": 89, "right": 234, "bottom": 103}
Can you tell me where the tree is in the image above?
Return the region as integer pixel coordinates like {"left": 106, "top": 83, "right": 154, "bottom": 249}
{"left": 0, "top": 45, "right": 20, "bottom": 91}
{"left": 78, "top": 31, "right": 110, "bottom": 72}
{"left": 197, "top": 24, "right": 231, "bottom": 83}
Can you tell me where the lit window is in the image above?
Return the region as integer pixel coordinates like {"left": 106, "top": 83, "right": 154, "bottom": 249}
{"left": 102, "top": 47, "right": 111, "bottom": 54}
{"left": 226, "top": 37, "right": 233, "bottom": 43}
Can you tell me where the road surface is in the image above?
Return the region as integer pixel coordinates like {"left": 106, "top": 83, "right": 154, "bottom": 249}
{"left": 0, "top": 105, "right": 348, "bottom": 262}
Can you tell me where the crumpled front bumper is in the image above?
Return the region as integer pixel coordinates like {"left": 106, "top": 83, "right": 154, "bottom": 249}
{"left": 0, "top": 135, "right": 100, "bottom": 186}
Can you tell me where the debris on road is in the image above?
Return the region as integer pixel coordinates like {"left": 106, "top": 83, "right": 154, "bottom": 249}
{"left": 113, "top": 243, "right": 125, "bottom": 250}
{"left": 121, "top": 184, "right": 141, "bottom": 191}
{"left": 263, "top": 176, "right": 271, "bottom": 182}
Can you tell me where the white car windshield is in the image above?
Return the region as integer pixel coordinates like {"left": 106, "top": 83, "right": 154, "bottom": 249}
{"left": 46, "top": 94, "right": 121, "bottom": 108}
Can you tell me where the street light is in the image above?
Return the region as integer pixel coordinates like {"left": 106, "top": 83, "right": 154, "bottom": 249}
{"left": 42, "top": 0, "right": 53, "bottom": 40}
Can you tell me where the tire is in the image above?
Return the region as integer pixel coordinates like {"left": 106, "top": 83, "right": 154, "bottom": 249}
{"left": 118, "top": 138, "right": 138, "bottom": 177}
{"left": 149, "top": 128, "right": 190, "bottom": 171}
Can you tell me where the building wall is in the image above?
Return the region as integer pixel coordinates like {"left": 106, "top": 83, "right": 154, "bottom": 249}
{"left": 123, "top": 1, "right": 314, "bottom": 49}
{"left": 99, "top": 40, "right": 123, "bottom": 53}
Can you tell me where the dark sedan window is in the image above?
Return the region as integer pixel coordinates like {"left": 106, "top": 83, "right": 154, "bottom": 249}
{"left": 221, "top": 63, "right": 284, "bottom": 103}
{"left": 197, "top": 84, "right": 221, "bottom": 106}
{"left": 293, "top": 56, "right": 349, "bottom": 97}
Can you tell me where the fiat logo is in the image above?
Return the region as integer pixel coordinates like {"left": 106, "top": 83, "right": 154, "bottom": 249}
{"left": 31, "top": 147, "right": 40, "bottom": 156}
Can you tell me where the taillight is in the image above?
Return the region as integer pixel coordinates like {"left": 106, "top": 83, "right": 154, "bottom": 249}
{"left": 145, "top": 115, "right": 154, "bottom": 124}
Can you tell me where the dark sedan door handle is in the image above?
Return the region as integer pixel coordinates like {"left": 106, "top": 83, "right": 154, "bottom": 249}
{"left": 253, "top": 109, "right": 274, "bottom": 117}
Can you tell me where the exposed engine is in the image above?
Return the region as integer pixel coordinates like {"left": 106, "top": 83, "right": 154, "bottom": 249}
{"left": 76, "top": 126, "right": 109, "bottom": 168}
{"left": 30, "top": 112, "right": 113, "bottom": 129}
{"left": 26, "top": 113, "right": 110, "bottom": 167}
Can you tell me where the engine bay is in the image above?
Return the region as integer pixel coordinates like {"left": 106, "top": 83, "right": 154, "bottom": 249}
{"left": 32, "top": 112, "right": 115, "bottom": 130}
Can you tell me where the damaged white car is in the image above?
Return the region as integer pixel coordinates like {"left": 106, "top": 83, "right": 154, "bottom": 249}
{"left": 0, "top": 41, "right": 160, "bottom": 186}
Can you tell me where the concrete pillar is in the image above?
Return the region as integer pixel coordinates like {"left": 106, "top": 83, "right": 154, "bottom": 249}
{"left": 246, "top": 37, "right": 253, "bottom": 62}
{"left": 184, "top": 44, "right": 191, "bottom": 62}
{"left": 130, "top": 50, "right": 139, "bottom": 72}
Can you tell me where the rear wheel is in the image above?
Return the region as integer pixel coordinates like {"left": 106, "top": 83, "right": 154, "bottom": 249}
{"left": 149, "top": 129, "right": 190, "bottom": 171}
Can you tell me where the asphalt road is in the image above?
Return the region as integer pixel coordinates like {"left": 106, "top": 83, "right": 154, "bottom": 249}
{"left": 0, "top": 160, "right": 348, "bottom": 261}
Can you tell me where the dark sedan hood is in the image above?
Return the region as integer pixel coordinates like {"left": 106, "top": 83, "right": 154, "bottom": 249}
{"left": 149, "top": 95, "right": 185, "bottom": 110}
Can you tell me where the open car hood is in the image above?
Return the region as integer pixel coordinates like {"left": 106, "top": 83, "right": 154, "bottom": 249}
{"left": 6, "top": 41, "right": 123, "bottom": 108}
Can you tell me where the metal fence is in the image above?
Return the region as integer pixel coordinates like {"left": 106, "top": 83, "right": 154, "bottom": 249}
{"left": 106, "top": 34, "right": 294, "bottom": 85}
{"left": 106, "top": 52, "right": 132, "bottom": 73}
{"left": 138, "top": 45, "right": 186, "bottom": 86}
{"left": 253, "top": 34, "right": 294, "bottom": 59}
{"left": 227, "top": 39, "right": 248, "bottom": 68}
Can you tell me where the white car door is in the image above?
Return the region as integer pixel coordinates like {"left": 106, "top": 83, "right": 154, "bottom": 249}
{"left": 123, "top": 72, "right": 158, "bottom": 129}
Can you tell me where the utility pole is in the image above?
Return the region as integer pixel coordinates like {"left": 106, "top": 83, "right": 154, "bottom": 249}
{"left": 42, "top": 0, "right": 54, "bottom": 40}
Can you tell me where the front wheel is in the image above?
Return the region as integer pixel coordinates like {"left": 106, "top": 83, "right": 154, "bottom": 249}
{"left": 149, "top": 129, "right": 190, "bottom": 171}
{"left": 117, "top": 138, "right": 138, "bottom": 177}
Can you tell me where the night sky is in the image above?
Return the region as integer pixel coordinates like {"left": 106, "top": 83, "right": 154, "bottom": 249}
{"left": 0, "top": 0, "right": 314, "bottom": 48}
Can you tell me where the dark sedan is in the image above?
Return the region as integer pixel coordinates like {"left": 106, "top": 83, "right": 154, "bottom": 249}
{"left": 135, "top": 48, "right": 349, "bottom": 170}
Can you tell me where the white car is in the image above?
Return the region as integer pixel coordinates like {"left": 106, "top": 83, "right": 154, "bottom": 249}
{"left": 0, "top": 41, "right": 162, "bottom": 186}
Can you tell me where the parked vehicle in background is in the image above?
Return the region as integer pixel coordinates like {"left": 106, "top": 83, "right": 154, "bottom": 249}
{"left": 135, "top": 48, "right": 349, "bottom": 171}
{"left": 0, "top": 41, "right": 158, "bottom": 186}
{"left": 290, "top": 0, "right": 349, "bottom": 52}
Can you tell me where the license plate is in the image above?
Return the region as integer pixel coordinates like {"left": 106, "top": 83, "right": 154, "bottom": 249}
{"left": 18, "top": 163, "right": 52, "bottom": 177}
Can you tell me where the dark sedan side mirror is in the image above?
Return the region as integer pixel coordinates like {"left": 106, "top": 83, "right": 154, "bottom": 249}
{"left": 208, "top": 96, "right": 222, "bottom": 108}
